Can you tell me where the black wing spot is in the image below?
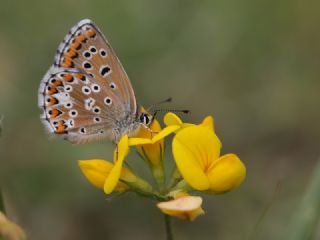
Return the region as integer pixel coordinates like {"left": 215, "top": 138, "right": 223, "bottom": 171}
{"left": 89, "top": 46, "right": 97, "bottom": 53}
{"left": 100, "top": 65, "right": 111, "bottom": 77}
{"left": 83, "top": 62, "right": 92, "bottom": 69}
{"left": 104, "top": 97, "right": 112, "bottom": 106}
{"left": 83, "top": 51, "right": 91, "bottom": 58}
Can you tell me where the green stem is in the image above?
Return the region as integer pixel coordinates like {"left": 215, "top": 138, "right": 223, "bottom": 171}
{"left": 172, "top": 180, "right": 192, "bottom": 192}
{"left": 167, "top": 167, "right": 182, "bottom": 190}
{"left": 151, "top": 163, "right": 165, "bottom": 193}
{"left": 164, "top": 214, "right": 174, "bottom": 240}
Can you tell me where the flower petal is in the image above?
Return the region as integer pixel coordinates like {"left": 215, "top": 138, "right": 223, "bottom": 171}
{"left": 128, "top": 137, "right": 153, "bottom": 146}
{"left": 164, "top": 112, "right": 194, "bottom": 131}
{"left": 151, "top": 125, "right": 180, "bottom": 143}
{"left": 164, "top": 112, "right": 217, "bottom": 135}
{"left": 129, "top": 125, "right": 179, "bottom": 147}
{"left": 200, "top": 116, "right": 215, "bottom": 131}
{"left": 104, "top": 135, "right": 129, "bottom": 194}
{"left": 172, "top": 126, "right": 222, "bottom": 190}
{"left": 78, "top": 159, "right": 135, "bottom": 192}
{"left": 207, "top": 154, "right": 246, "bottom": 193}
{"left": 78, "top": 159, "right": 114, "bottom": 189}
{"left": 135, "top": 119, "right": 164, "bottom": 165}
{"left": 164, "top": 112, "right": 183, "bottom": 126}
{"left": 157, "top": 196, "right": 204, "bottom": 221}
{"left": 113, "top": 134, "right": 129, "bottom": 162}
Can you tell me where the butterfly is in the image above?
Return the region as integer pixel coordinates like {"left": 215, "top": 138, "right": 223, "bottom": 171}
{"left": 38, "top": 19, "right": 154, "bottom": 144}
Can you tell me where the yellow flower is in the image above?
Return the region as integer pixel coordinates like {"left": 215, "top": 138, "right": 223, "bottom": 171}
{"left": 79, "top": 117, "right": 179, "bottom": 195}
{"left": 157, "top": 194, "right": 204, "bottom": 221}
{"left": 125, "top": 116, "right": 181, "bottom": 191}
{"left": 134, "top": 119, "right": 167, "bottom": 190}
{"left": 103, "top": 135, "right": 130, "bottom": 194}
{"left": 128, "top": 124, "right": 180, "bottom": 146}
{"left": 78, "top": 159, "right": 136, "bottom": 192}
{"left": 135, "top": 119, "right": 164, "bottom": 166}
{"left": 164, "top": 112, "right": 215, "bottom": 132}
{"left": 79, "top": 135, "right": 142, "bottom": 194}
{"left": 79, "top": 133, "right": 162, "bottom": 195}
{"left": 172, "top": 125, "right": 246, "bottom": 193}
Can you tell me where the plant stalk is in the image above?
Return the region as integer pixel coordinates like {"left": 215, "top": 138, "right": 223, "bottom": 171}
{"left": 164, "top": 214, "right": 174, "bottom": 240}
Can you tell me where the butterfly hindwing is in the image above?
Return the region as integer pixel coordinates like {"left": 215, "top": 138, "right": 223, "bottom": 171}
{"left": 38, "top": 68, "right": 119, "bottom": 144}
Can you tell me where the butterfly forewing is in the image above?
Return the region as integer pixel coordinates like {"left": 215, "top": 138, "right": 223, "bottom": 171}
{"left": 38, "top": 19, "right": 139, "bottom": 143}
{"left": 55, "top": 19, "right": 137, "bottom": 117}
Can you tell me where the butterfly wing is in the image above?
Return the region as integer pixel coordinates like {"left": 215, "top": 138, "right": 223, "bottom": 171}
{"left": 38, "top": 19, "right": 138, "bottom": 144}
{"left": 39, "top": 68, "right": 121, "bottom": 143}
{"left": 54, "top": 19, "right": 137, "bottom": 117}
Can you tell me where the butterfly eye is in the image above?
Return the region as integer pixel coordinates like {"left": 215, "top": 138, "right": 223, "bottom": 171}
{"left": 140, "top": 114, "right": 150, "bottom": 125}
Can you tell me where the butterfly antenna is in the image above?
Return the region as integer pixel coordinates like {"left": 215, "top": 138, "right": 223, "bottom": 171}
{"left": 152, "top": 109, "right": 190, "bottom": 114}
{"left": 147, "top": 97, "right": 172, "bottom": 112}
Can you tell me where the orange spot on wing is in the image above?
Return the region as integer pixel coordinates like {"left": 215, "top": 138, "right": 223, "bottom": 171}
{"left": 69, "top": 50, "right": 77, "bottom": 58}
{"left": 77, "top": 34, "right": 87, "bottom": 43}
{"left": 50, "top": 109, "right": 62, "bottom": 118}
{"left": 64, "top": 52, "right": 71, "bottom": 59}
{"left": 87, "top": 30, "right": 96, "bottom": 38}
{"left": 75, "top": 73, "right": 85, "bottom": 81}
{"left": 64, "top": 48, "right": 77, "bottom": 59}
{"left": 47, "top": 86, "right": 58, "bottom": 95}
{"left": 71, "top": 41, "right": 81, "bottom": 50}
{"left": 62, "top": 59, "right": 73, "bottom": 68}
{"left": 55, "top": 121, "right": 67, "bottom": 134}
{"left": 51, "top": 79, "right": 63, "bottom": 87}
{"left": 63, "top": 74, "right": 73, "bottom": 82}
{"left": 46, "top": 97, "right": 58, "bottom": 106}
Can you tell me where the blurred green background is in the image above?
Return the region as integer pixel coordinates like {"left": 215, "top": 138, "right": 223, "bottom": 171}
{"left": 1, "top": 0, "right": 320, "bottom": 239}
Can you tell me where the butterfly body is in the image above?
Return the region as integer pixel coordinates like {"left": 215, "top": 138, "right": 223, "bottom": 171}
{"left": 38, "top": 19, "right": 151, "bottom": 144}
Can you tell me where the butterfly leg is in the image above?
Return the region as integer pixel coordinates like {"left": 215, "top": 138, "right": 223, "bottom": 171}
{"left": 150, "top": 111, "right": 158, "bottom": 125}
{"left": 141, "top": 124, "right": 159, "bottom": 137}
{"left": 114, "top": 142, "right": 119, "bottom": 161}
